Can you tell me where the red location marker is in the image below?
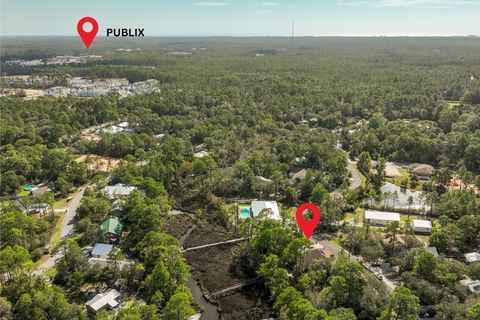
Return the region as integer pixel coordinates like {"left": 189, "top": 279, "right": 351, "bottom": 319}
{"left": 77, "top": 17, "right": 98, "bottom": 48}
{"left": 295, "top": 203, "right": 321, "bottom": 240}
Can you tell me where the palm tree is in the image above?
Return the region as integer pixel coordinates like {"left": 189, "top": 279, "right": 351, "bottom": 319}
{"left": 407, "top": 195, "right": 414, "bottom": 216}
{"left": 383, "top": 191, "right": 392, "bottom": 209}
{"left": 392, "top": 191, "right": 399, "bottom": 210}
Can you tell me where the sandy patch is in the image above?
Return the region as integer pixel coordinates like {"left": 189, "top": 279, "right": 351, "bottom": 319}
{"left": 75, "top": 154, "right": 120, "bottom": 172}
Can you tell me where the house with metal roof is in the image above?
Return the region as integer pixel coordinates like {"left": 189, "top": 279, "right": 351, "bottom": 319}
{"left": 412, "top": 219, "right": 433, "bottom": 233}
{"left": 364, "top": 210, "right": 400, "bottom": 226}
{"left": 101, "top": 216, "right": 123, "bottom": 242}
{"left": 104, "top": 183, "right": 137, "bottom": 199}
{"left": 460, "top": 279, "right": 480, "bottom": 293}
{"left": 91, "top": 243, "right": 114, "bottom": 259}
{"left": 465, "top": 252, "right": 480, "bottom": 264}
{"left": 85, "top": 289, "right": 121, "bottom": 314}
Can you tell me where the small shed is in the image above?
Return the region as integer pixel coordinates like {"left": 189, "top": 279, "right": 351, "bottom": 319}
{"left": 412, "top": 219, "right": 432, "bottom": 233}
{"left": 364, "top": 210, "right": 400, "bottom": 226}
{"left": 91, "top": 243, "right": 114, "bottom": 259}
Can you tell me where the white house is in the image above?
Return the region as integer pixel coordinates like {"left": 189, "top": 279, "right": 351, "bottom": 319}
{"left": 412, "top": 220, "right": 433, "bottom": 233}
{"left": 460, "top": 279, "right": 480, "bottom": 293}
{"left": 251, "top": 201, "right": 281, "bottom": 221}
{"left": 364, "top": 210, "right": 400, "bottom": 226}
{"left": 104, "top": 184, "right": 137, "bottom": 199}
{"left": 85, "top": 289, "right": 121, "bottom": 314}
{"left": 465, "top": 252, "right": 480, "bottom": 264}
{"left": 91, "top": 243, "right": 114, "bottom": 259}
{"left": 194, "top": 151, "right": 209, "bottom": 158}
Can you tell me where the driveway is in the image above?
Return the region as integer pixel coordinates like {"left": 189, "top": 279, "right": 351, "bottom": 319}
{"left": 34, "top": 188, "right": 85, "bottom": 275}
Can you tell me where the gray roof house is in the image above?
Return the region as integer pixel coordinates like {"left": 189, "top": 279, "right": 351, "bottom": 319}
{"left": 465, "top": 252, "right": 480, "bottom": 264}
{"left": 412, "top": 220, "right": 433, "bottom": 233}
{"left": 460, "top": 279, "right": 480, "bottom": 293}
{"left": 91, "top": 243, "right": 114, "bottom": 259}
{"left": 104, "top": 183, "right": 136, "bottom": 199}
{"left": 85, "top": 289, "right": 121, "bottom": 314}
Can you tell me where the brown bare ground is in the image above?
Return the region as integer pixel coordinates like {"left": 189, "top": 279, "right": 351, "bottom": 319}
{"left": 75, "top": 154, "right": 120, "bottom": 172}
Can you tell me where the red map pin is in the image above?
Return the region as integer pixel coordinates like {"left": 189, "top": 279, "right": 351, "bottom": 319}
{"left": 77, "top": 17, "right": 98, "bottom": 48}
{"left": 295, "top": 203, "right": 321, "bottom": 240}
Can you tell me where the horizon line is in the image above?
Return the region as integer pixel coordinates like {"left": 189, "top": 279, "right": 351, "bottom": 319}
{"left": 1, "top": 34, "right": 479, "bottom": 38}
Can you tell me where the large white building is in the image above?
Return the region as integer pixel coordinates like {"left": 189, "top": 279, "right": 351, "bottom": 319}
{"left": 412, "top": 219, "right": 433, "bottom": 233}
{"left": 364, "top": 210, "right": 400, "bottom": 226}
{"left": 251, "top": 201, "right": 281, "bottom": 221}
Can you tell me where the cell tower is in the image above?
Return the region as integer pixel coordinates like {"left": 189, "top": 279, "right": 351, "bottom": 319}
{"left": 291, "top": 18, "right": 295, "bottom": 48}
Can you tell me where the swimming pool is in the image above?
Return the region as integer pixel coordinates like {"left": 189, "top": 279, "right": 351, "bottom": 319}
{"left": 240, "top": 208, "right": 251, "bottom": 218}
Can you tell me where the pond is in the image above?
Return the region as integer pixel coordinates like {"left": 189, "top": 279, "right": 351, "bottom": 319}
{"left": 371, "top": 182, "right": 425, "bottom": 210}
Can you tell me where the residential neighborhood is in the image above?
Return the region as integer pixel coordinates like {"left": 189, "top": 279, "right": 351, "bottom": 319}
{"left": 1, "top": 13, "right": 480, "bottom": 320}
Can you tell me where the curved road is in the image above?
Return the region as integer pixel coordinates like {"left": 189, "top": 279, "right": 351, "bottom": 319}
{"left": 347, "top": 160, "right": 362, "bottom": 190}
{"left": 34, "top": 188, "right": 85, "bottom": 275}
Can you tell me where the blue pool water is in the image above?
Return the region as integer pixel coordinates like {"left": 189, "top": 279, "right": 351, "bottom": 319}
{"left": 241, "top": 208, "right": 250, "bottom": 218}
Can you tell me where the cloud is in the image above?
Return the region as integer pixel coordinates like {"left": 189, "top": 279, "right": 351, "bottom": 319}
{"left": 337, "top": 0, "right": 479, "bottom": 8}
{"left": 261, "top": 1, "right": 281, "bottom": 6}
{"left": 192, "top": 2, "right": 229, "bottom": 6}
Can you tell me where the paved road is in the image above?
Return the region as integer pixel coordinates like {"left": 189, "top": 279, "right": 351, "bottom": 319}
{"left": 347, "top": 160, "right": 362, "bottom": 190}
{"left": 34, "top": 188, "right": 85, "bottom": 275}
{"left": 319, "top": 240, "right": 342, "bottom": 255}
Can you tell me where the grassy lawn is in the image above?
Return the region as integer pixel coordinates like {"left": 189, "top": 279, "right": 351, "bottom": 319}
{"left": 330, "top": 239, "right": 342, "bottom": 248}
{"left": 400, "top": 214, "right": 425, "bottom": 222}
{"left": 53, "top": 198, "right": 69, "bottom": 209}
{"left": 386, "top": 167, "right": 428, "bottom": 191}
{"left": 344, "top": 209, "right": 364, "bottom": 222}
{"left": 386, "top": 167, "right": 409, "bottom": 186}
{"left": 49, "top": 212, "right": 65, "bottom": 247}
{"left": 16, "top": 189, "right": 31, "bottom": 197}
{"left": 33, "top": 254, "right": 50, "bottom": 268}
{"left": 32, "top": 212, "right": 65, "bottom": 268}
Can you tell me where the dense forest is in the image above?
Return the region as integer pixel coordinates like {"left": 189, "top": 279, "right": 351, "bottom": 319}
{"left": 1, "top": 37, "right": 480, "bottom": 319}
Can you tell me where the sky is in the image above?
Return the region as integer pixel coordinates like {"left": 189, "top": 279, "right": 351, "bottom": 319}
{"left": 1, "top": 0, "right": 480, "bottom": 36}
